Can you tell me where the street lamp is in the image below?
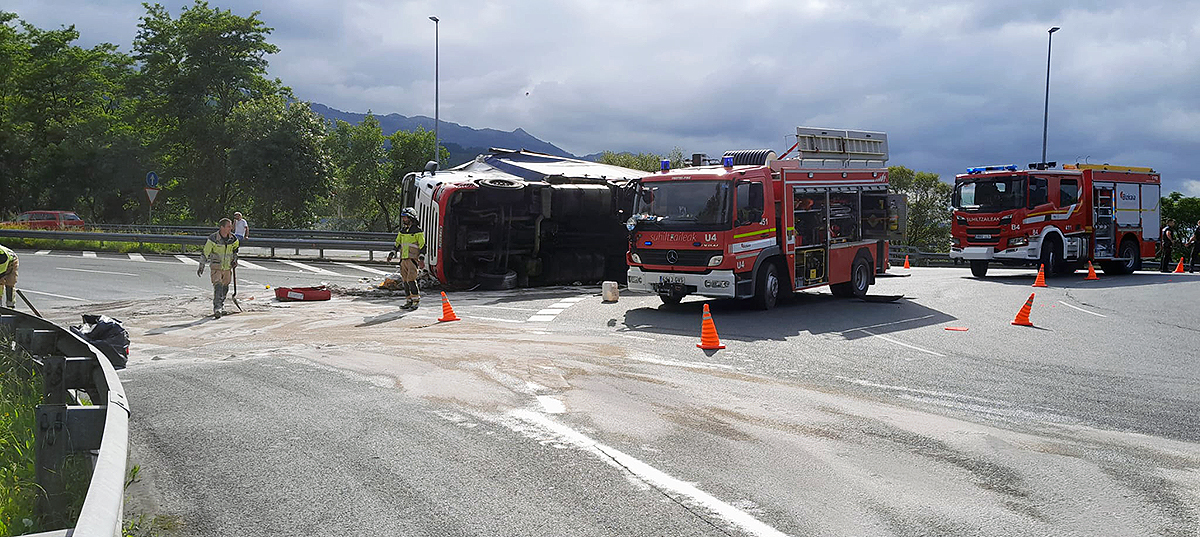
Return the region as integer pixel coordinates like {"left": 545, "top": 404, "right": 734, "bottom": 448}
{"left": 1041, "top": 26, "right": 1060, "bottom": 166}
{"left": 430, "top": 16, "right": 439, "bottom": 166}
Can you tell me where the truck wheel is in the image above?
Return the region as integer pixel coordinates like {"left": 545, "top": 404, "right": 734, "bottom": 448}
{"left": 659, "top": 294, "right": 682, "bottom": 307}
{"left": 831, "top": 256, "right": 871, "bottom": 298}
{"left": 1108, "top": 238, "right": 1140, "bottom": 275}
{"left": 752, "top": 262, "right": 780, "bottom": 310}
{"left": 970, "top": 260, "right": 989, "bottom": 278}
{"left": 478, "top": 269, "right": 517, "bottom": 290}
{"left": 1039, "top": 238, "right": 1063, "bottom": 276}
{"left": 478, "top": 178, "right": 523, "bottom": 191}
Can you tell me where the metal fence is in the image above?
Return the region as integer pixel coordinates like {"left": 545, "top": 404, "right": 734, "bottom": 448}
{"left": 0, "top": 228, "right": 396, "bottom": 260}
{"left": 1, "top": 307, "right": 129, "bottom": 537}
{"left": 888, "top": 244, "right": 956, "bottom": 267}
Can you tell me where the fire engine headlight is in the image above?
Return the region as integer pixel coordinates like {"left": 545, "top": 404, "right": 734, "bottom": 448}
{"left": 1008, "top": 237, "right": 1028, "bottom": 248}
{"left": 631, "top": 253, "right": 642, "bottom": 264}
{"left": 708, "top": 255, "right": 724, "bottom": 267}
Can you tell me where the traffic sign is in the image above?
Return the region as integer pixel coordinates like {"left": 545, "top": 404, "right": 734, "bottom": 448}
{"left": 145, "top": 187, "right": 160, "bottom": 205}
{"left": 146, "top": 171, "right": 159, "bottom": 188}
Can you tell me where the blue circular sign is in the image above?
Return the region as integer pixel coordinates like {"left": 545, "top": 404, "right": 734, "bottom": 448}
{"left": 146, "top": 171, "right": 159, "bottom": 188}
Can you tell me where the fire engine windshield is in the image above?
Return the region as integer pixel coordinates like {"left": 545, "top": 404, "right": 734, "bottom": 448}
{"left": 632, "top": 180, "right": 732, "bottom": 229}
{"left": 954, "top": 176, "right": 1026, "bottom": 211}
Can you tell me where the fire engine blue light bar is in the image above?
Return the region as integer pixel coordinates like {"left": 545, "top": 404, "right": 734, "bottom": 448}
{"left": 661, "top": 159, "right": 670, "bottom": 171}
{"left": 722, "top": 156, "right": 734, "bottom": 167}
{"left": 966, "top": 164, "right": 1018, "bottom": 173}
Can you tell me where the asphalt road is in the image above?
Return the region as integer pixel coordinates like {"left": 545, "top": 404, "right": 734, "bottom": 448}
{"left": 5, "top": 247, "right": 1199, "bottom": 536}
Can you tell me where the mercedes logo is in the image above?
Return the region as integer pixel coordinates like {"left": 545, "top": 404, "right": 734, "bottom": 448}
{"left": 666, "top": 250, "right": 679, "bottom": 264}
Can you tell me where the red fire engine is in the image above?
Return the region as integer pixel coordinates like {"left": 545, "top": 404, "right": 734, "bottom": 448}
{"left": 626, "top": 127, "right": 895, "bottom": 309}
{"left": 949, "top": 163, "right": 1161, "bottom": 277}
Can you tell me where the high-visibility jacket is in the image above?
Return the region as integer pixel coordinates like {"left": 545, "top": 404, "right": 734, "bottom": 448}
{"left": 393, "top": 223, "right": 425, "bottom": 260}
{"left": 203, "top": 232, "right": 239, "bottom": 270}
{"left": 0, "top": 244, "right": 15, "bottom": 275}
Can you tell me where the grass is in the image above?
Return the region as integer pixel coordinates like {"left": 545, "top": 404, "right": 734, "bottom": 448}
{"left": 0, "top": 237, "right": 200, "bottom": 255}
{"left": 0, "top": 337, "right": 95, "bottom": 534}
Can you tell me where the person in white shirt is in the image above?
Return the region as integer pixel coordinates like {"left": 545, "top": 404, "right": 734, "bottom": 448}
{"left": 232, "top": 212, "right": 249, "bottom": 239}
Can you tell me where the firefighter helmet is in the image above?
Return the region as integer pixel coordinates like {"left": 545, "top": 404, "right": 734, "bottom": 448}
{"left": 401, "top": 207, "right": 418, "bottom": 220}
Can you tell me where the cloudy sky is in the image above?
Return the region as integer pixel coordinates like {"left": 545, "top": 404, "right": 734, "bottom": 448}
{"left": 10, "top": 0, "right": 1200, "bottom": 193}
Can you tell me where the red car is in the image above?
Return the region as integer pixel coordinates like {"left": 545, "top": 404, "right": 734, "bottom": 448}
{"left": 2, "top": 211, "right": 86, "bottom": 230}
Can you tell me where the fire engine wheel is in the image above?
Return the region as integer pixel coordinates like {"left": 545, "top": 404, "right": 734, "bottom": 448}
{"left": 831, "top": 257, "right": 872, "bottom": 298}
{"left": 478, "top": 178, "right": 523, "bottom": 191}
{"left": 659, "top": 294, "right": 683, "bottom": 307}
{"left": 970, "top": 260, "right": 989, "bottom": 278}
{"left": 1040, "top": 238, "right": 1064, "bottom": 276}
{"left": 477, "top": 269, "right": 517, "bottom": 290}
{"left": 752, "top": 262, "right": 780, "bottom": 310}
{"left": 1104, "top": 238, "right": 1141, "bottom": 275}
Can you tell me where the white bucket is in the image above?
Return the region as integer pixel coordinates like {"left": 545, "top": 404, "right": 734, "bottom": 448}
{"left": 601, "top": 281, "right": 619, "bottom": 302}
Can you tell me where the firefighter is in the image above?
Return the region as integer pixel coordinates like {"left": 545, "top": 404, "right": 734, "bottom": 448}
{"left": 0, "top": 244, "right": 17, "bottom": 309}
{"left": 1189, "top": 219, "right": 1200, "bottom": 273}
{"left": 197, "top": 218, "right": 240, "bottom": 317}
{"left": 1159, "top": 219, "right": 1175, "bottom": 273}
{"left": 387, "top": 208, "right": 425, "bottom": 309}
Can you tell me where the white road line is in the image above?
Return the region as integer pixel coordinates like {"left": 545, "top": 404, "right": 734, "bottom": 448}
{"left": 128, "top": 253, "right": 146, "bottom": 262}
{"left": 844, "top": 314, "right": 937, "bottom": 334}
{"left": 469, "top": 316, "right": 525, "bottom": 324}
{"left": 175, "top": 255, "right": 199, "bottom": 265}
{"left": 56, "top": 267, "right": 137, "bottom": 277}
{"left": 536, "top": 308, "right": 567, "bottom": 315}
{"left": 619, "top": 334, "right": 656, "bottom": 341}
{"left": 471, "top": 304, "right": 540, "bottom": 312}
{"left": 235, "top": 260, "right": 270, "bottom": 271}
{"left": 34, "top": 250, "right": 50, "bottom": 255}
{"left": 859, "top": 329, "right": 946, "bottom": 358}
{"left": 509, "top": 410, "right": 788, "bottom": 537}
{"left": 18, "top": 289, "right": 87, "bottom": 301}
{"left": 278, "top": 259, "right": 340, "bottom": 275}
{"left": 333, "top": 262, "right": 389, "bottom": 275}
{"left": 549, "top": 302, "right": 575, "bottom": 309}
{"left": 1057, "top": 300, "right": 1107, "bottom": 318}
{"left": 527, "top": 315, "right": 556, "bottom": 322}
{"left": 561, "top": 297, "right": 588, "bottom": 302}
{"left": 82, "top": 251, "right": 97, "bottom": 258}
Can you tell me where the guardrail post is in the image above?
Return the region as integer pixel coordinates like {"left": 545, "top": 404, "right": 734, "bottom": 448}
{"left": 369, "top": 250, "right": 374, "bottom": 261}
{"left": 36, "top": 353, "right": 70, "bottom": 522}
{"left": 319, "top": 248, "right": 325, "bottom": 259}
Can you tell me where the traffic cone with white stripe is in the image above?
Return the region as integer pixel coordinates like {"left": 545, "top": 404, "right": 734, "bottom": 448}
{"left": 696, "top": 304, "right": 725, "bottom": 350}
{"left": 438, "top": 292, "right": 460, "bottom": 322}
{"left": 1011, "top": 293, "right": 1036, "bottom": 327}
{"left": 1032, "top": 264, "right": 1048, "bottom": 287}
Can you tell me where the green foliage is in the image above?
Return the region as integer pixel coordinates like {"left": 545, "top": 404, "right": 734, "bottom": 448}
{"left": 888, "top": 165, "right": 953, "bottom": 251}
{"left": 598, "top": 150, "right": 668, "bottom": 172}
{"left": 1162, "top": 192, "right": 1200, "bottom": 238}
{"left": 325, "top": 115, "right": 390, "bottom": 230}
{"left": 0, "top": 339, "right": 40, "bottom": 535}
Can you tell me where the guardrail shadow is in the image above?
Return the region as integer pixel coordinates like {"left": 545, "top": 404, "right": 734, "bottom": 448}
{"left": 619, "top": 291, "right": 957, "bottom": 343}
{"left": 968, "top": 271, "right": 1200, "bottom": 289}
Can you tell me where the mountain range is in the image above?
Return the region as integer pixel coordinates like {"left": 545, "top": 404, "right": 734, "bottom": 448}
{"left": 308, "top": 103, "right": 596, "bottom": 167}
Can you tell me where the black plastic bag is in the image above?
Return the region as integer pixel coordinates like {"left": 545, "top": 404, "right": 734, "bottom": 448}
{"left": 71, "top": 314, "right": 129, "bottom": 370}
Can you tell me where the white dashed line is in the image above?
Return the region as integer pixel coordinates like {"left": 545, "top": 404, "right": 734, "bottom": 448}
{"left": 175, "top": 255, "right": 199, "bottom": 265}
{"left": 34, "top": 250, "right": 50, "bottom": 255}
{"left": 234, "top": 260, "right": 270, "bottom": 271}
{"left": 527, "top": 315, "right": 556, "bottom": 322}
{"left": 523, "top": 294, "right": 590, "bottom": 322}
{"left": 1057, "top": 300, "right": 1107, "bottom": 318}
{"left": 82, "top": 251, "right": 97, "bottom": 258}
{"left": 560, "top": 297, "right": 588, "bottom": 302}
{"left": 536, "top": 308, "right": 567, "bottom": 315}
{"left": 858, "top": 329, "right": 946, "bottom": 358}
{"left": 467, "top": 316, "right": 525, "bottom": 324}
{"left": 128, "top": 253, "right": 146, "bottom": 262}
{"left": 278, "top": 259, "right": 340, "bottom": 275}
{"left": 334, "top": 262, "right": 389, "bottom": 275}
{"left": 619, "top": 334, "right": 656, "bottom": 341}
{"left": 19, "top": 289, "right": 87, "bottom": 301}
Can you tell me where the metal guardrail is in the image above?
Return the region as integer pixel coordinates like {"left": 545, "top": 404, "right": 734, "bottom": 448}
{"left": 0, "top": 228, "right": 396, "bottom": 260}
{"left": 889, "top": 245, "right": 955, "bottom": 266}
{"left": 1, "top": 307, "right": 129, "bottom": 537}
{"left": 85, "top": 224, "right": 394, "bottom": 242}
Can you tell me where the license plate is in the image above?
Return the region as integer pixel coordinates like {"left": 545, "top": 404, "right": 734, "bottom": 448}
{"left": 974, "top": 234, "right": 992, "bottom": 239}
{"left": 659, "top": 275, "right": 685, "bottom": 284}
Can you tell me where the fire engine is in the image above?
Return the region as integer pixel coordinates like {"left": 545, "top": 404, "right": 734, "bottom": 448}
{"left": 625, "top": 127, "right": 896, "bottom": 309}
{"left": 949, "top": 163, "right": 1161, "bottom": 277}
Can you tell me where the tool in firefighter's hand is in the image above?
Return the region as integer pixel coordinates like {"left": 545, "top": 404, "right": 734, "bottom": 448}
{"left": 386, "top": 251, "right": 396, "bottom": 262}
{"left": 197, "top": 261, "right": 204, "bottom": 277}
{"left": 15, "top": 289, "right": 42, "bottom": 317}
{"left": 231, "top": 266, "right": 243, "bottom": 312}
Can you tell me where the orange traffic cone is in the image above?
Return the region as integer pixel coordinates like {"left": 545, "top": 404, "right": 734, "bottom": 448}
{"left": 696, "top": 303, "right": 725, "bottom": 350}
{"left": 1084, "top": 262, "right": 1099, "bottom": 280}
{"left": 438, "top": 292, "right": 460, "bottom": 322}
{"left": 1174, "top": 258, "right": 1186, "bottom": 273}
{"left": 903, "top": 255, "right": 911, "bottom": 269}
{"left": 1032, "top": 264, "right": 1047, "bottom": 287}
{"left": 1011, "top": 293, "right": 1036, "bottom": 327}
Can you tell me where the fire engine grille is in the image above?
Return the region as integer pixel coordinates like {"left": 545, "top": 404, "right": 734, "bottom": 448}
{"left": 636, "top": 249, "right": 720, "bottom": 267}
{"left": 966, "top": 227, "right": 1002, "bottom": 245}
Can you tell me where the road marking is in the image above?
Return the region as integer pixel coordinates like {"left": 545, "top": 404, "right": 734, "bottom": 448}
{"left": 128, "top": 253, "right": 146, "bottom": 262}
{"left": 175, "top": 255, "right": 199, "bottom": 265}
{"left": 278, "top": 259, "right": 340, "bottom": 275}
{"left": 536, "top": 396, "right": 565, "bottom": 414}
{"left": 619, "top": 334, "right": 656, "bottom": 341}
{"left": 18, "top": 289, "right": 87, "bottom": 301}
{"left": 858, "top": 329, "right": 946, "bottom": 357}
{"left": 839, "top": 377, "right": 1008, "bottom": 406}
{"left": 560, "top": 297, "right": 588, "bottom": 303}
{"left": 235, "top": 260, "right": 270, "bottom": 271}
{"left": 549, "top": 302, "right": 575, "bottom": 309}
{"left": 82, "top": 251, "right": 97, "bottom": 258}
{"left": 1057, "top": 300, "right": 1107, "bottom": 318}
{"left": 468, "top": 316, "right": 525, "bottom": 324}
{"left": 844, "top": 314, "right": 937, "bottom": 334}
{"left": 527, "top": 315, "right": 556, "bottom": 322}
{"left": 508, "top": 410, "right": 788, "bottom": 537}
{"left": 536, "top": 308, "right": 567, "bottom": 315}
{"left": 471, "top": 304, "right": 540, "bottom": 312}
{"left": 56, "top": 267, "right": 137, "bottom": 277}
{"left": 333, "top": 262, "right": 389, "bottom": 275}
{"left": 34, "top": 250, "right": 50, "bottom": 255}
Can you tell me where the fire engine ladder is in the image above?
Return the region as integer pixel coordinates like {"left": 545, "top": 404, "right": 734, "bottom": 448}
{"left": 789, "top": 127, "right": 889, "bottom": 167}
{"left": 1093, "top": 185, "right": 1115, "bottom": 258}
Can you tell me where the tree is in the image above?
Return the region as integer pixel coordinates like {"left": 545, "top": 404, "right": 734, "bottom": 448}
{"left": 1161, "top": 191, "right": 1200, "bottom": 253}
{"left": 598, "top": 151, "right": 666, "bottom": 172}
{"left": 324, "top": 115, "right": 389, "bottom": 230}
{"left": 386, "top": 126, "right": 445, "bottom": 221}
{"left": 227, "top": 97, "right": 332, "bottom": 228}
{"left": 132, "top": 1, "right": 283, "bottom": 222}
{"left": 888, "top": 165, "right": 953, "bottom": 251}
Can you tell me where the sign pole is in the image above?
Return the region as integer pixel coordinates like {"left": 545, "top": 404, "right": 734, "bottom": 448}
{"left": 145, "top": 172, "right": 160, "bottom": 225}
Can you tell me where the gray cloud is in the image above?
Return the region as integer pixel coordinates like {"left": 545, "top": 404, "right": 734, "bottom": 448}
{"left": 8, "top": 0, "right": 1199, "bottom": 192}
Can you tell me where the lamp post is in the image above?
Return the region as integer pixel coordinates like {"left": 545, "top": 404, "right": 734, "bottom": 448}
{"left": 430, "top": 16, "right": 440, "bottom": 166}
{"left": 1041, "top": 26, "right": 1060, "bottom": 166}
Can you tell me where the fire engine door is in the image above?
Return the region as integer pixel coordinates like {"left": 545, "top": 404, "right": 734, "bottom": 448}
{"left": 1093, "top": 182, "right": 1115, "bottom": 258}
{"left": 793, "top": 187, "right": 828, "bottom": 286}
{"left": 731, "top": 180, "right": 772, "bottom": 265}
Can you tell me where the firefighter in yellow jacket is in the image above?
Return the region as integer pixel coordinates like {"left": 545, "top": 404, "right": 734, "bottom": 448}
{"left": 0, "top": 244, "right": 17, "bottom": 309}
{"left": 387, "top": 208, "right": 425, "bottom": 309}
{"left": 197, "top": 218, "right": 240, "bottom": 317}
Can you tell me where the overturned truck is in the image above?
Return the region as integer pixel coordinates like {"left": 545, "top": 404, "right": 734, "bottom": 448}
{"left": 401, "top": 149, "right": 644, "bottom": 289}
